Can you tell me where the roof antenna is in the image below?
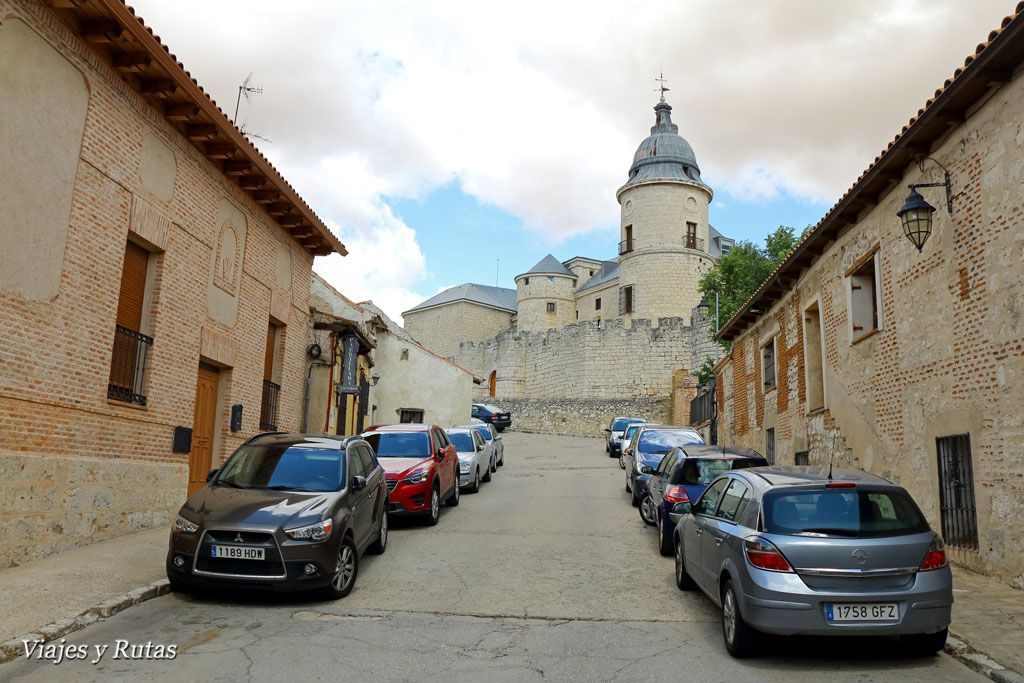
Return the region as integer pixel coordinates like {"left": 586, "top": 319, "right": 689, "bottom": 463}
{"left": 234, "top": 73, "right": 272, "bottom": 144}
{"left": 654, "top": 71, "right": 670, "bottom": 102}
{"left": 827, "top": 431, "right": 838, "bottom": 480}
{"left": 496, "top": 258, "right": 500, "bottom": 287}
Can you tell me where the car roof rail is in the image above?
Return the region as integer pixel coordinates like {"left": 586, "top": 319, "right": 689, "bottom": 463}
{"left": 243, "top": 431, "right": 287, "bottom": 445}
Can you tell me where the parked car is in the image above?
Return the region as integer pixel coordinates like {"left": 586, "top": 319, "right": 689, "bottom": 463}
{"left": 624, "top": 426, "right": 704, "bottom": 506}
{"left": 673, "top": 466, "right": 953, "bottom": 658}
{"left": 641, "top": 445, "right": 767, "bottom": 554}
{"left": 361, "top": 424, "right": 460, "bottom": 525}
{"left": 166, "top": 433, "right": 388, "bottom": 600}
{"left": 619, "top": 421, "right": 654, "bottom": 470}
{"left": 472, "top": 403, "right": 511, "bottom": 431}
{"left": 454, "top": 422, "right": 504, "bottom": 466}
{"left": 604, "top": 416, "right": 647, "bottom": 456}
{"left": 446, "top": 428, "right": 494, "bottom": 493}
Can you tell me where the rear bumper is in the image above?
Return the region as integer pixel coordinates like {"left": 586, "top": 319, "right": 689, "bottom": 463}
{"left": 738, "top": 566, "right": 953, "bottom": 636}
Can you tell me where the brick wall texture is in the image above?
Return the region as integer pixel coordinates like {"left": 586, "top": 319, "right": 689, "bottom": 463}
{"left": 715, "top": 64, "right": 1024, "bottom": 588}
{"left": 0, "top": 3, "right": 316, "bottom": 567}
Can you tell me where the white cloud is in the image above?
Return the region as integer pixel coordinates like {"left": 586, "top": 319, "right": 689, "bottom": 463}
{"left": 130, "top": 0, "right": 1013, "bottom": 298}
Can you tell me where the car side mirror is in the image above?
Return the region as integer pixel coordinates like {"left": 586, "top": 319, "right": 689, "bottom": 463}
{"left": 672, "top": 501, "right": 692, "bottom": 515}
{"left": 604, "top": 428, "right": 611, "bottom": 433}
{"left": 206, "top": 468, "right": 219, "bottom": 483}
{"left": 640, "top": 466, "right": 654, "bottom": 475}
{"left": 495, "top": 435, "right": 502, "bottom": 440}
{"left": 351, "top": 475, "right": 367, "bottom": 491}
{"left": 436, "top": 448, "right": 446, "bottom": 460}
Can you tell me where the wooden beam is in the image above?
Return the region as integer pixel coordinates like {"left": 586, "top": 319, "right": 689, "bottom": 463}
{"left": 44, "top": 0, "right": 88, "bottom": 7}
{"left": 81, "top": 20, "right": 121, "bottom": 43}
{"left": 266, "top": 203, "right": 291, "bottom": 216}
{"left": 186, "top": 124, "right": 218, "bottom": 140}
{"left": 238, "top": 175, "right": 267, "bottom": 190}
{"left": 112, "top": 52, "right": 151, "bottom": 72}
{"left": 164, "top": 103, "right": 199, "bottom": 121}
{"left": 278, "top": 214, "right": 303, "bottom": 226}
{"left": 139, "top": 78, "right": 177, "bottom": 98}
{"left": 221, "top": 161, "right": 251, "bottom": 176}
{"left": 933, "top": 110, "right": 965, "bottom": 125}
{"left": 309, "top": 245, "right": 332, "bottom": 256}
{"left": 204, "top": 143, "right": 235, "bottom": 159}
{"left": 289, "top": 225, "right": 315, "bottom": 237}
{"left": 978, "top": 67, "right": 1013, "bottom": 85}
{"left": 251, "top": 190, "right": 279, "bottom": 203}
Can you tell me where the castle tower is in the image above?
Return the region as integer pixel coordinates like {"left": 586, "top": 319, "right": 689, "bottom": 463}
{"left": 514, "top": 254, "right": 577, "bottom": 331}
{"left": 615, "top": 96, "right": 715, "bottom": 322}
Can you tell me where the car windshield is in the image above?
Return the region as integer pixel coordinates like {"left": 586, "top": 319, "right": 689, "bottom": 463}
{"left": 362, "top": 432, "right": 429, "bottom": 457}
{"left": 763, "top": 489, "right": 931, "bottom": 538}
{"left": 215, "top": 445, "right": 343, "bottom": 492}
{"left": 612, "top": 417, "right": 644, "bottom": 431}
{"left": 681, "top": 458, "right": 763, "bottom": 485}
{"left": 448, "top": 433, "right": 475, "bottom": 451}
{"left": 623, "top": 425, "right": 642, "bottom": 441}
{"left": 638, "top": 430, "right": 702, "bottom": 453}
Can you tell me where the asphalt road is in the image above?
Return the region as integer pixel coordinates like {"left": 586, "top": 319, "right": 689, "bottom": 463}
{"left": 4, "top": 432, "right": 984, "bottom": 682}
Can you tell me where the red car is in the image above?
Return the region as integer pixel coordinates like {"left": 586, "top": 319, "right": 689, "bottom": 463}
{"left": 361, "top": 424, "right": 459, "bottom": 525}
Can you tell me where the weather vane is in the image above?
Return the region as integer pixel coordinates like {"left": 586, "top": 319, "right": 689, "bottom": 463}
{"left": 655, "top": 71, "right": 670, "bottom": 102}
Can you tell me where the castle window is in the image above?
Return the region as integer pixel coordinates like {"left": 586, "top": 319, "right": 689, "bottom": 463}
{"left": 547, "top": 276, "right": 553, "bottom": 283}
{"left": 589, "top": 270, "right": 594, "bottom": 276}
{"left": 595, "top": 298, "right": 601, "bottom": 311}
{"left": 846, "top": 246, "right": 881, "bottom": 343}
{"left": 619, "top": 285, "right": 633, "bottom": 315}
{"left": 620, "top": 225, "right": 633, "bottom": 255}
{"left": 762, "top": 337, "right": 777, "bottom": 391}
{"left": 686, "top": 222, "right": 697, "bottom": 250}
{"left": 524, "top": 278, "right": 529, "bottom": 285}
{"left": 546, "top": 302, "right": 555, "bottom": 313}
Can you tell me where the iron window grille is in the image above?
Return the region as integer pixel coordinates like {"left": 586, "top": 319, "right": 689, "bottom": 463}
{"left": 399, "top": 409, "right": 424, "bottom": 423}
{"left": 765, "top": 428, "right": 775, "bottom": 465}
{"left": 260, "top": 380, "right": 280, "bottom": 431}
{"left": 936, "top": 434, "right": 979, "bottom": 550}
{"left": 108, "top": 324, "right": 153, "bottom": 405}
{"left": 763, "top": 339, "right": 776, "bottom": 390}
{"left": 618, "top": 238, "right": 633, "bottom": 254}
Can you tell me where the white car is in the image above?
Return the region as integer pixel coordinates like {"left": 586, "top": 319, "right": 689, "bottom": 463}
{"left": 445, "top": 428, "right": 494, "bottom": 493}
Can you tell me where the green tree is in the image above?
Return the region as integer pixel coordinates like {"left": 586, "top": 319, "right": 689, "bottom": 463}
{"left": 698, "top": 225, "right": 810, "bottom": 341}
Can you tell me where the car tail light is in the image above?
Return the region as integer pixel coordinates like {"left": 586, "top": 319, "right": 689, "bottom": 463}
{"left": 665, "top": 486, "right": 690, "bottom": 504}
{"left": 744, "top": 537, "right": 793, "bottom": 572}
{"left": 825, "top": 482, "right": 856, "bottom": 488}
{"left": 490, "top": 415, "right": 498, "bottom": 421}
{"left": 920, "top": 536, "right": 948, "bottom": 571}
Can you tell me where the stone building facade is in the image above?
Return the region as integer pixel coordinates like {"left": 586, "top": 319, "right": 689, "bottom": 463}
{"left": 0, "top": 1, "right": 343, "bottom": 567}
{"left": 714, "top": 8, "right": 1024, "bottom": 588}
{"left": 402, "top": 284, "right": 517, "bottom": 362}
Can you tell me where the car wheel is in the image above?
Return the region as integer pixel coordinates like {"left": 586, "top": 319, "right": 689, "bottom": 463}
{"left": 721, "top": 579, "right": 758, "bottom": 658}
{"left": 618, "top": 453, "right": 626, "bottom": 469}
{"left": 490, "top": 456, "right": 497, "bottom": 474}
{"left": 368, "top": 508, "right": 388, "bottom": 555}
{"left": 901, "top": 628, "right": 948, "bottom": 655}
{"left": 447, "top": 478, "right": 461, "bottom": 506}
{"left": 630, "top": 483, "right": 640, "bottom": 507}
{"left": 323, "top": 537, "right": 359, "bottom": 600}
{"left": 639, "top": 496, "right": 656, "bottom": 526}
{"left": 483, "top": 460, "right": 493, "bottom": 482}
{"left": 498, "top": 451, "right": 504, "bottom": 466}
{"left": 469, "top": 468, "right": 481, "bottom": 493}
{"left": 657, "top": 513, "right": 673, "bottom": 556}
{"left": 674, "top": 535, "right": 696, "bottom": 590}
{"left": 423, "top": 485, "right": 441, "bottom": 526}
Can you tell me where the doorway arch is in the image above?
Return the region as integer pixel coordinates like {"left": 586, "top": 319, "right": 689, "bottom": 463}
{"left": 488, "top": 370, "right": 496, "bottom": 397}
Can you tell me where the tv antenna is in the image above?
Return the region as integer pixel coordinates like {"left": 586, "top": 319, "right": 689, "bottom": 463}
{"left": 234, "top": 73, "right": 272, "bottom": 144}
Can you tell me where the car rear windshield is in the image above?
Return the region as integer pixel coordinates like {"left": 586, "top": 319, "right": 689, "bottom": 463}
{"left": 472, "top": 426, "right": 493, "bottom": 441}
{"left": 612, "top": 417, "right": 643, "bottom": 431}
{"left": 362, "top": 432, "right": 429, "bottom": 457}
{"left": 482, "top": 405, "right": 503, "bottom": 414}
{"left": 638, "top": 430, "right": 702, "bottom": 453}
{"left": 763, "top": 489, "right": 931, "bottom": 538}
{"left": 215, "top": 445, "right": 344, "bottom": 492}
{"left": 448, "top": 433, "right": 475, "bottom": 451}
{"left": 680, "top": 458, "right": 763, "bottom": 485}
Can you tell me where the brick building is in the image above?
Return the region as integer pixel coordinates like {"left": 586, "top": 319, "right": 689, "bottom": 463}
{"left": 713, "top": 6, "right": 1024, "bottom": 587}
{"left": 0, "top": 0, "right": 344, "bottom": 567}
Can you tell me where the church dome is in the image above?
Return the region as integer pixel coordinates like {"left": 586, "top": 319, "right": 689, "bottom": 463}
{"left": 623, "top": 98, "right": 702, "bottom": 188}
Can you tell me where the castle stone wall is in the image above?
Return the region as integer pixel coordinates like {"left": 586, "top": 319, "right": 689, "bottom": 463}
{"left": 515, "top": 273, "right": 577, "bottom": 331}
{"left": 473, "top": 396, "right": 672, "bottom": 437}
{"left": 403, "top": 300, "right": 513, "bottom": 361}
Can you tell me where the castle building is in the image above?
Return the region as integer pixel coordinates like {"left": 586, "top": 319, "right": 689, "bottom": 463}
{"left": 402, "top": 96, "right": 730, "bottom": 433}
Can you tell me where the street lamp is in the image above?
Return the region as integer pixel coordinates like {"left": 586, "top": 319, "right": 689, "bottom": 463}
{"left": 370, "top": 371, "right": 380, "bottom": 386}
{"left": 896, "top": 158, "right": 952, "bottom": 252}
{"left": 697, "top": 297, "right": 710, "bottom": 321}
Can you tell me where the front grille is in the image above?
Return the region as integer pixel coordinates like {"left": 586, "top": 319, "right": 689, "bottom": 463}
{"left": 386, "top": 478, "right": 398, "bottom": 492}
{"left": 194, "top": 529, "right": 285, "bottom": 578}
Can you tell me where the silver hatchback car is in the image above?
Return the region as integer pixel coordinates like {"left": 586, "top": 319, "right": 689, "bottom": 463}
{"left": 673, "top": 466, "right": 952, "bottom": 658}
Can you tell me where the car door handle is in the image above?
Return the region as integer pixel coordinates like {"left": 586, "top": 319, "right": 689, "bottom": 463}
{"left": 714, "top": 536, "right": 724, "bottom": 546}
{"left": 694, "top": 526, "right": 703, "bottom": 536}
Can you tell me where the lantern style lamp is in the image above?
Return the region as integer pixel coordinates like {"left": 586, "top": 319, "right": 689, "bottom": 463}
{"left": 697, "top": 297, "right": 711, "bottom": 321}
{"left": 896, "top": 158, "right": 952, "bottom": 252}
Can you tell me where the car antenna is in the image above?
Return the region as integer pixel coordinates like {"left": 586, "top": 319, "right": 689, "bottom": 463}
{"left": 827, "top": 431, "right": 838, "bottom": 480}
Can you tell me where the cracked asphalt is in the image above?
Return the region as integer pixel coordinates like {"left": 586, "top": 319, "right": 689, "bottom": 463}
{"left": 4, "top": 432, "right": 985, "bottom": 682}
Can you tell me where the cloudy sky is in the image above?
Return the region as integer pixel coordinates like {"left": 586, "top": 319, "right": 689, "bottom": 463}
{"left": 131, "top": 0, "right": 1013, "bottom": 323}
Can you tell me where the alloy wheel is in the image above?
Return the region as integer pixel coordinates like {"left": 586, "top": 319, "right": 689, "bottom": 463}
{"left": 379, "top": 511, "right": 388, "bottom": 548}
{"left": 675, "top": 540, "right": 684, "bottom": 583}
{"left": 723, "top": 587, "right": 737, "bottom": 645}
{"left": 333, "top": 544, "right": 355, "bottom": 592}
{"left": 431, "top": 488, "right": 440, "bottom": 519}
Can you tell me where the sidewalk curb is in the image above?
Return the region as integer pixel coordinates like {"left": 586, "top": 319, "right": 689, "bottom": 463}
{"left": 947, "top": 633, "right": 1024, "bottom": 683}
{"left": 0, "top": 579, "right": 171, "bottom": 665}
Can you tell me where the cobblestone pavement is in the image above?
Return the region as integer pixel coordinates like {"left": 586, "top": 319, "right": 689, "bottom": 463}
{"left": 3, "top": 432, "right": 986, "bottom": 682}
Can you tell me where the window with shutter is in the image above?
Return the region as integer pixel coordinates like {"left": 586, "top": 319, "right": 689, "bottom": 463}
{"left": 109, "top": 240, "right": 154, "bottom": 405}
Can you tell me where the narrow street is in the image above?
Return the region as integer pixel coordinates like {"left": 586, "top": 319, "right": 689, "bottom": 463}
{"left": 5, "top": 433, "right": 984, "bottom": 682}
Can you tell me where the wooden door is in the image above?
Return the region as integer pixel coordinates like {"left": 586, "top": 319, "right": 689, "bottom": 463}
{"left": 488, "top": 371, "right": 496, "bottom": 397}
{"left": 188, "top": 365, "right": 220, "bottom": 497}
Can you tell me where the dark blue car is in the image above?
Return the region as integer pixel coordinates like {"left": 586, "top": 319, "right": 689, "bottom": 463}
{"left": 642, "top": 445, "right": 767, "bottom": 555}
{"left": 626, "top": 427, "right": 704, "bottom": 507}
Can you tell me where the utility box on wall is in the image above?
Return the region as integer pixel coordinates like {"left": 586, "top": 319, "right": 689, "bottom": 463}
{"left": 230, "top": 404, "right": 243, "bottom": 431}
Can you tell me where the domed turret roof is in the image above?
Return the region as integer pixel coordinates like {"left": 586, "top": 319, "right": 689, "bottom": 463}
{"left": 621, "top": 97, "right": 703, "bottom": 190}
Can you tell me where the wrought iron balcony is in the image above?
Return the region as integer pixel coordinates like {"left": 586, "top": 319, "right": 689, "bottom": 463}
{"left": 108, "top": 325, "right": 153, "bottom": 405}
{"left": 260, "top": 379, "right": 281, "bottom": 431}
{"left": 618, "top": 238, "right": 633, "bottom": 255}
{"left": 684, "top": 236, "right": 705, "bottom": 251}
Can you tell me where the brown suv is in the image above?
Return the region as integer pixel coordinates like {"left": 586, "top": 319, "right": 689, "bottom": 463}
{"left": 166, "top": 433, "right": 388, "bottom": 599}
